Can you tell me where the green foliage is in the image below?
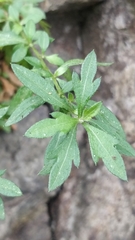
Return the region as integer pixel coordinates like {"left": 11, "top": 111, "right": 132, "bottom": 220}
{"left": 0, "top": 170, "right": 22, "bottom": 220}
{"left": 5, "top": 50, "right": 135, "bottom": 192}
{"left": 0, "top": 0, "right": 135, "bottom": 220}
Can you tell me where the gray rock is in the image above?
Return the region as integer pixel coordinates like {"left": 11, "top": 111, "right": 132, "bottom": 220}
{"left": 41, "top": 0, "right": 104, "bottom": 12}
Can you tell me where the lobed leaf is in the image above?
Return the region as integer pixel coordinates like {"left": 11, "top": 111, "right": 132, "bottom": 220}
{"left": 39, "top": 133, "right": 66, "bottom": 175}
{"left": 84, "top": 124, "right": 127, "bottom": 181}
{"left": 49, "top": 127, "right": 80, "bottom": 191}
{"left": 79, "top": 50, "right": 97, "bottom": 109}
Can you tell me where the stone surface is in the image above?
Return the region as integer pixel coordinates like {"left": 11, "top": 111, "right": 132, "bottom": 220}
{"left": 41, "top": 0, "right": 104, "bottom": 12}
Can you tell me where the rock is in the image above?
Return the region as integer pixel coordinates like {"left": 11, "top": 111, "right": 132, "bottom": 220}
{"left": 41, "top": 0, "right": 104, "bottom": 12}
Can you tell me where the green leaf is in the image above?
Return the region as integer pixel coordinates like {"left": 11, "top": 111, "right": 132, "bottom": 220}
{"left": 0, "top": 32, "right": 25, "bottom": 47}
{"left": 11, "top": 64, "right": 68, "bottom": 109}
{"left": 0, "top": 178, "right": 22, "bottom": 197}
{"left": 24, "top": 20, "right": 36, "bottom": 40}
{"left": 57, "top": 79, "right": 73, "bottom": 93}
{"left": 0, "top": 119, "right": 11, "bottom": 133}
{"left": 72, "top": 72, "right": 81, "bottom": 106}
{"left": 12, "top": 23, "right": 23, "bottom": 35}
{"left": 39, "top": 160, "right": 56, "bottom": 176}
{"left": 8, "top": 5, "right": 19, "bottom": 21}
{"left": 0, "top": 107, "right": 8, "bottom": 119}
{"left": 0, "top": 198, "right": 5, "bottom": 220}
{"left": 46, "top": 54, "right": 64, "bottom": 66}
{"left": 39, "top": 133, "right": 66, "bottom": 175}
{"left": 91, "top": 77, "right": 101, "bottom": 96}
{"left": 87, "top": 101, "right": 126, "bottom": 139}
{"left": 54, "top": 59, "right": 83, "bottom": 77}
{"left": 25, "top": 113, "right": 78, "bottom": 138}
{"left": 49, "top": 127, "right": 80, "bottom": 191}
{"left": 90, "top": 117, "right": 135, "bottom": 157}
{"left": 84, "top": 124, "right": 127, "bottom": 181}
{"left": 36, "top": 31, "right": 50, "bottom": 52}
{"left": 80, "top": 50, "right": 97, "bottom": 108}
{"left": 7, "top": 86, "right": 33, "bottom": 116}
{"left": 82, "top": 102, "right": 102, "bottom": 121}
{"left": 6, "top": 95, "right": 44, "bottom": 126}
{"left": 115, "top": 138, "right": 135, "bottom": 157}
{"left": 11, "top": 45, "right": 28, "bottom": 62}
{"left": 21, "top": 7, "right": 45, "bottom": 25}
{"left": 24, "top": 56, "right": 42, "bottom": 68}
{"left": 44, "top": 133, "right": 66, "bottom": 161}
{"left": 0, "top": 170, "right": 6, "bottom": 177}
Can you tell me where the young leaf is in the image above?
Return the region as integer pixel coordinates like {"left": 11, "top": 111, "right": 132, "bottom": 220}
{"left": 82, "top": 102, "right": 102, "bottom": 121}
{"left": 36, "top": 31, "right": 50, "bottom": 52}
{"left": 0, "top": 32, "right": 25, "bottom": 47}
{"left": 11, "top": 64, "right": 68, "bottom": 109}
{"left": 54, "top": 59, "right": 83, "bottom": 77}
{"left": 6, "top": 95, "right": 44, "bottom": 126}
{"left": 25, "top": 113, "right": 78, "bottom": 138}
{"left": 46, "top": 54, "right": 64, "bottom": 66}
{"left": 0, "top": 198, "right": 5, "bottom": 220}
{"left": 57, "top": 79, "right": 73, "bottom": 93}
{"left": 84, "top": 123, "right": 127, "bottom": 181}
{"left": 11, "top": 45, "right": 28, "bottom": 62}
{"left": 24, "top": 20, "right": 36, "bottom": 40}
{"left": 49, "top": 126, "right": 80, "bottom": 191}
{"left": 0, "top": 178, "right": 22, "bottom": 197}
{"left": 0, "top": 107, "right": 8, "bottom": 119}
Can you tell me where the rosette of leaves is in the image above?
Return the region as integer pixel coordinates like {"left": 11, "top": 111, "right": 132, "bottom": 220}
{"left": 4, "top": 50, "right": 135, "bottom": 191}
